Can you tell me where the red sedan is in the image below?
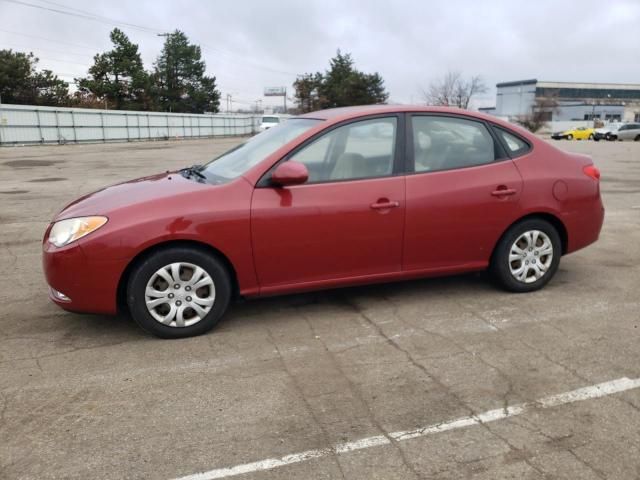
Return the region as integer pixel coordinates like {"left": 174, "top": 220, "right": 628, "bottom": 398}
{"left": 43, "top": 106, "right": 604, "bottom": 338}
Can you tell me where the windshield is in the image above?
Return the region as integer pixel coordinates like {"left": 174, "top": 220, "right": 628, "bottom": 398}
{"left": 262, "top": 116, "right": 280, "bottom": 124}
{"left": 200, "top": 118, "right": 322, "bottom": 183}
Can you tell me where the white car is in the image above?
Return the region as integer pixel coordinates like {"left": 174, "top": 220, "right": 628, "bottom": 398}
{"left": 259, "top": 115, "right": 281, "bottom": 131}
{"left": 614, "top": 123, "right": 640, "bottom": 141}
{"left": 593, "top": 122, "right": 622, "bottom": 141}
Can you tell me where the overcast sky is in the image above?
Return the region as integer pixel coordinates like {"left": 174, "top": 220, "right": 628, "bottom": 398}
{"left": 1, "top": 0, "right": 639, "bottom": 110}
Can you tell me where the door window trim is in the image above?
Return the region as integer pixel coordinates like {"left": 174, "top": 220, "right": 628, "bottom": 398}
{"left": 405, "top": 113, "right": 510, "bottom": 175}
{"left": 257, "top": 113, "right": 406, "bottom": 187}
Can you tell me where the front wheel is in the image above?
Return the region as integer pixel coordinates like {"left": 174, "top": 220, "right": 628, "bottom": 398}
{"left": 127, "top": 247, "right": 231, "bottom": 338}
{"left": 490, "top": 219, "right": 561, "bottom": 293}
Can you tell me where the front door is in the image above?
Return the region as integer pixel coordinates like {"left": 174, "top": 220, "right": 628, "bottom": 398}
{"left": 251, "top": 116, "right": 406, "bottom": 289}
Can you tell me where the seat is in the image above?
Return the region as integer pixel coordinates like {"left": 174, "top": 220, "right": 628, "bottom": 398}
{"left": 330, "top": 152, "right": 367, "bottom": 180}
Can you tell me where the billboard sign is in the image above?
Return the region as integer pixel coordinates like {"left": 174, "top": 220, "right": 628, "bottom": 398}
{"left": 264, "top": 87, "right": 286, "bottom": 97}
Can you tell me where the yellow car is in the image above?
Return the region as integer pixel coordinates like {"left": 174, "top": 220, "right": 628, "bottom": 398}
{"left": 551, "top": 126, "right": 595, "bottom": 140}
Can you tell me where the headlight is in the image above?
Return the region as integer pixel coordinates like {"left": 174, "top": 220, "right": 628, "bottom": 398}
{"left": 48, "top": 216, "right": 108, "bottom": 247}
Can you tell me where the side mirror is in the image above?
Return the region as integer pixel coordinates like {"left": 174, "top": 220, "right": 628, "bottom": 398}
{"left": 271, "top": 161, "right": 309, "bottom": 187}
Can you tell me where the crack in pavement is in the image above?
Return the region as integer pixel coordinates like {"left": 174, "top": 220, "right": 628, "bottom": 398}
{"left": 300, "top": 307, "right": 423, "bottom": 480}
{"left": 265, "top": 327, "right": 348, "bottom": 480}
{"left": 339, "top": 294, "right": 565, "bottom": 479}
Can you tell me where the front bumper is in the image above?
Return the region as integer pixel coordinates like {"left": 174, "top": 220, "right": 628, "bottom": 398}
{"left": 42, "top": 240, "right": 122, "bottom": 315}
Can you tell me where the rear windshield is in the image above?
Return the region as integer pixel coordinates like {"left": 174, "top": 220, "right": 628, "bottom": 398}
{"left": 262, "top": 116, "right": 280, "bottom": 124}
{"left": 200, "top": 118, "right": 321, "bottom": 184}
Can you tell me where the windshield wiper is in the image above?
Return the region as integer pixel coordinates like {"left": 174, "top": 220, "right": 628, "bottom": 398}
{"left": 181, "top": 164, "right": 207, "bottom": 181}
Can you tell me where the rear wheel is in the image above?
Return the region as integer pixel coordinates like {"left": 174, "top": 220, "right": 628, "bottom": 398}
{"left": 127, "top": 247, "right": 231, "bottom": 338}
{"left": 635, "top": 134, "right": 640, "bottom": 142}
{"left": 490, "top": 219, "right": 561, "bottom": 293}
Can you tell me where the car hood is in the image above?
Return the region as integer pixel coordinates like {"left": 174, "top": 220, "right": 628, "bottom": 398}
{"left": 55, "top": 171, "right": 212, "bottom": 220}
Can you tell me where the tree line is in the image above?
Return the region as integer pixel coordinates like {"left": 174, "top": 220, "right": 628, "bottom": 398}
{"left": 0, "top": 29, "right": 220, "bottom": 113}
{"left": 1, "top": 28, "right": 488, "bottom": 114}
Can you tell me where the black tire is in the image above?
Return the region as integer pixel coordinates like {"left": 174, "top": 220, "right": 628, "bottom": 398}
{"left": 127, "top": 246, "right": 231, "bottom": 338}
{"left": 635, "top": 135, "right": 640, "bottom": 142}
{"left": 490, "top": 219, "right": 561, "bottom": 293}
{"left": 588, "top": 134, "right": 594, "bottom": 140}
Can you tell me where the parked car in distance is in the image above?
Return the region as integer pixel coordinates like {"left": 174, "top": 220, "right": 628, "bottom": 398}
{"left": 613, "top": 123, "right": 640, "bottom": 141}
{"left": 593, "top": 122, "right": 622, "bottom": 141}
{"left": 43, "top": 105, "right": 604, "bottom": 339}
{"left": 259, "top": 115, "right": 281, "bottom": 131}
{"left": 551, "top": 126, "right": 595, "bottom": 140}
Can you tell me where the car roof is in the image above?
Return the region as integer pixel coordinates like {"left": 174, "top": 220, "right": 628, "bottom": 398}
{"left": 294, "top": 104, "right": 537, "bottom": 140}
{"left": 296, "top": 104, "right": 486, "bottom": 120}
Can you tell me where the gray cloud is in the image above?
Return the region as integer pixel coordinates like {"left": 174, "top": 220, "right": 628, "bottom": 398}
{"left": 1, "top": 0, "right": 639, "bottom": 109}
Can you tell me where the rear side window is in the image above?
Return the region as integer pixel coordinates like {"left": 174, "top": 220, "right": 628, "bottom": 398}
{"left": 411, "top": 116, "right": 496, "bottom": 173}
{"left": 495, "top": 128, "right": 531, "bottom": 157}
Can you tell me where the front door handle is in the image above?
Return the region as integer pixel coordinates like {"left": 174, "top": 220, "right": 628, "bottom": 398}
{"left": 491, "top": 187, "right": 517, "bottom": 197}
{"left": 370, "top": 200, "right": 400, "bottom": 210}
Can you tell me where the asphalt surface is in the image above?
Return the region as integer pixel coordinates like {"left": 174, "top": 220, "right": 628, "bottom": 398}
{"left": 1, "top": 137, "right": 639, "bottom": 480}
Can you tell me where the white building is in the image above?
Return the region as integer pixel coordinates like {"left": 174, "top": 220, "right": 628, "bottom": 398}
{"left": 480, "top": 79, "right": 640, "bottom": 123}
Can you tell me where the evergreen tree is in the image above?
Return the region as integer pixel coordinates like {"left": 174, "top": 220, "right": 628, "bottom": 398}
{"left": 0, "top": 50, "right": 69, "bottom": 106}
{"left": 153, "top": 30, "right": 220, "bottom": 113}
{"left": 77, "top": 28, "right": 153, "bottom": 110}
{"left": 293, "top": 51, "right": 388, "bottom": 113}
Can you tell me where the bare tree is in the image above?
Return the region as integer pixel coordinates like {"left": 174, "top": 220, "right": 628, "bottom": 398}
{"left": 515, "top": 93, "right": 559, "bottom": 133}
{"left": 422, "top": 71, "right": 487, "bottom": 109}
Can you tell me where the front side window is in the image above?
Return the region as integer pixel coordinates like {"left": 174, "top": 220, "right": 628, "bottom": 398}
{"left": 201, "top": 118, "right": 321, "bottom": 183}
{"left": 412, "top": 116, "right": 496, "bottom": 173}
{"left": 288, "top": 117, "right": 397, "bottom": 183}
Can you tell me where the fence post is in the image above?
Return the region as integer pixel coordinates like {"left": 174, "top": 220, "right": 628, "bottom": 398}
{"left": 0, "top": 97, "right": 4, "bottom": 145}
{"left": 70, "top": 109, "right": 78, "bottom": 143}
{"left": 100, "top": 111, "right": 106, "bottom": 142}
{"left": 54, "top": 109, "right": 61, "bottom": 144}
{"left": 35, "top": 108, "right": 44, "bottom": 143}
{"left": 125, "top": 112, "right": 130, "bottom": 142}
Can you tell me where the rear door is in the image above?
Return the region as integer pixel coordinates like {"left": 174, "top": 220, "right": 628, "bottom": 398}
{"left": 403, "top": 114, "right": 525, "bottom": 271}
{"left": 251, "top": 115, "right": 406, "bottom": 289}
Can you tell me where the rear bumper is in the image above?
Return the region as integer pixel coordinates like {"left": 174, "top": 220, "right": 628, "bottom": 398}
{"left": 563, "top": 199, "right": 605, "bottom": 254}
{"left": 42, "top": 240, "right": 122, "bottom": 315}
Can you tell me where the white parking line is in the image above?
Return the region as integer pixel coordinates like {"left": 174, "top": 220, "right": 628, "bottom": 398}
{"left": 172, "top": 377, "right": 640, "bottom": 480}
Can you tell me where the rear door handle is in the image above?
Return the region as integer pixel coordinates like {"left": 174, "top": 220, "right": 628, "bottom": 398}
{"left": 370, "top": 200, "right": 400, "bottom": 210}
{"left": 491, "top": 187, "right": 517, "bottom": 197}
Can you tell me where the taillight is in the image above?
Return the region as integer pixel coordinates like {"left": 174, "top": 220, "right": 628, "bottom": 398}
{"left": 583, "top": 165, "right": 600, "bottom": 180}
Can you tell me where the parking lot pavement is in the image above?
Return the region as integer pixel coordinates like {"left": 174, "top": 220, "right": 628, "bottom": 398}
{"left": 1, "top": 137, "right": 639, "bottom": 479}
